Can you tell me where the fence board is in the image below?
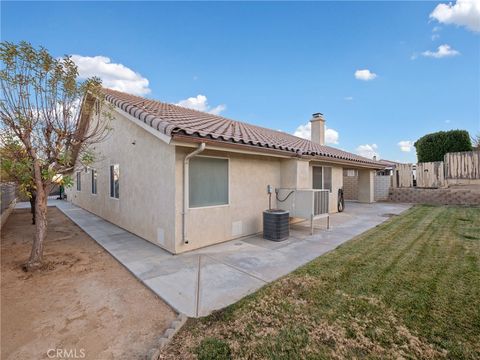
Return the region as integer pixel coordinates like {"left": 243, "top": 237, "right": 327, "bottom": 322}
{"left": 417, "top": 161, "right": 444, "bottom": 188}
{"left": 444, "top": 151, "right": 480, "bottom": 179}
{"left": 395, "top": 164, "right": 414, "bottom": 188}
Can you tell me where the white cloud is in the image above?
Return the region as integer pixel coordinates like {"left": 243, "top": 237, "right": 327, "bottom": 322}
{"left": 356, "top": 144, "right": 379, "bottom": 159}
{"left": 432, "top": 34, "right": 440, "bottom": 40}
{"left": 293, "top": 122, "right": 339, "bottom": 144}
{"left": 432, "top": 26, "right": 442, "bottom": 32}
{"left": 325, "top": 128, "right": 340, "bottom": 144}
{"left": 354, "top": 69, "right": 377, "bottom": 81}
{"left": 398, "top": 140, "right": 414, "bottom": 152}
{"left": 445, "top": 119, "right": 452, "bottom": 123}
{"left": 176, "top": 94, "right": 226, "bottom": 115}
{"left": 344, "top": 96, "right": 354, "bottom": 101}
{"left": 71, "top": 55, "right": 150, "bottom": 96}
{"left": 430, "top": 0, "right": 480, "bottom": 32}
{"left": 294, "top": 123, "right": 311, "bottom": 139}
{"left": 422, "top": 44, "right": 460, "bottom": 58}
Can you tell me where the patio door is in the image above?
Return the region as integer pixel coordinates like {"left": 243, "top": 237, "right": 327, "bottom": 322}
{"left": 312, "top": 166, "right": 332, "bottom": 191}
{"left": 312, "top": 166, "right": 323, "bottom": 189}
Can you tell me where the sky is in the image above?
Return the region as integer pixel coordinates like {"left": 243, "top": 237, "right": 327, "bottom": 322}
{"left": 2, "top": 1, "right": 479, "bottom": 162}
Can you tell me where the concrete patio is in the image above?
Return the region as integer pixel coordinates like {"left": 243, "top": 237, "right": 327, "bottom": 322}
{"left": 16, "top": 200, "right": 411, "bottom": 317}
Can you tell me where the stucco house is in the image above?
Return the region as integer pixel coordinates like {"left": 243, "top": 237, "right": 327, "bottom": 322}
{"left": 66, "top": 89, "right": 382, "bottom": 254}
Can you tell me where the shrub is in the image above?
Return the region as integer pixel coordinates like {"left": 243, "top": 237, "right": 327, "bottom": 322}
{"left": 414, "top": 130, "right": 472, "bottom": 163}
{"left": 195, "top": 338, "right": 232, "bottom": 360}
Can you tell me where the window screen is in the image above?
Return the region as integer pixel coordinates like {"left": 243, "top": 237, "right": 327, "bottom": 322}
{"left": 91, "top": 169, "right": 97, "bottom": 194}
{"left": 110, "top": 165, "right": 119, "bottom": 198}
{"left": 189, "top": 157, "right": 228, "bottom": 208}
{"left": 76, "top": 172, "right": 81, "bottom": 191}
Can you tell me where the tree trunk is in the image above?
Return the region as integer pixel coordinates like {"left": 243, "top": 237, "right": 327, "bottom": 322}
{"left": 24, "top": 161, "right": 48, "bottom": 271}
{"left": 29, "top": 192, "right": 36, "bottom": 225}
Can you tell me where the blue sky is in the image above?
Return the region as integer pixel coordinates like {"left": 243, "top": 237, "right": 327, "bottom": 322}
{"left": 2, "top": 1, "right": 479, "bottom": 162}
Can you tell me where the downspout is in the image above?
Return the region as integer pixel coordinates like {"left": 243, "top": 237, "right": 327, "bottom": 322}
{"left": 183, "top": 142, "right": 206, "bottom": 244}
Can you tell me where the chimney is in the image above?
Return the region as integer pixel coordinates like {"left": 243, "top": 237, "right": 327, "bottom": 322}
{"left": 310, "top": 112, "right": 325, "bottom": 145}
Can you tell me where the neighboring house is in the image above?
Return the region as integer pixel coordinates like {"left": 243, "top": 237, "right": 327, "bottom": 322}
{"left": 66, "top": 89, "right": 383, "bottom": 254}
{"left": 376, "top": 159, "right": 399, "bottom": 176}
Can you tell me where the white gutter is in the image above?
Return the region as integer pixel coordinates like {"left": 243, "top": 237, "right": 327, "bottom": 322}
{"left": 182, "top": 142, "right": 206, "bottom": 244}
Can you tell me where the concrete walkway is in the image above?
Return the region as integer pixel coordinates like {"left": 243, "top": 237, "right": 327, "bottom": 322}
{"left": 16, "top": 200, "right": 411, "bottom": 317}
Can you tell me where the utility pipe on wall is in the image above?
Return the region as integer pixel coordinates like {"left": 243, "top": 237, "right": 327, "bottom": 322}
{"left": 183, "top": 142, "right": 206, "bottom": 244}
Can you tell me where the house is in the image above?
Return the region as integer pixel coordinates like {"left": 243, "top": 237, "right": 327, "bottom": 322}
{"left": 66, "top": 89, "right": 383, "bottom": 254}
{"left": 343, "top": 159, "right": 400, "bottom": 201}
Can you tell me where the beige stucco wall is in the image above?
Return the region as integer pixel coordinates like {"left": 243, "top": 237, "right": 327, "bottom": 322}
{"left": 66, "top": 110, "right": 177, "bottom": 252}
{"left": 174, "top": 148, "right": 282, "bottom": 253}
{"left": 280, "top": 159, "right": 311, "bottom": 189}
{"left": 358, "top": 169, "right": 375, "bottom": 203}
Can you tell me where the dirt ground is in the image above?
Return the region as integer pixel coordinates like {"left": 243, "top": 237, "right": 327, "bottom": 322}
{"left": 1, "top": 207, "right": 176, "bottom": 360}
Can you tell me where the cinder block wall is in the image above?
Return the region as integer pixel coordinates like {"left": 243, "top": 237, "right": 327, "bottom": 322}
{"left": 374, "top": 175, "right": 391, "bottom": 201}
{"left": 343, "top": 175, "right": 358, "bottom": 200}
{"left": 389, "top": 187, "right": 480, "bottom": 205}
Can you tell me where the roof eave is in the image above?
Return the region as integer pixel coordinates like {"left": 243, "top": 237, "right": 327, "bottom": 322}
{"left": 172, "top": 134, "right": 383, "bottom": 168}
{"left": 171, "top": 134, "right": 300, "bottom": 158}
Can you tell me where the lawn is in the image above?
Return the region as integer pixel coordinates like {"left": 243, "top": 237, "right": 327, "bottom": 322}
{"left": 161, "top": 205, "right": 480, "bottom": 360}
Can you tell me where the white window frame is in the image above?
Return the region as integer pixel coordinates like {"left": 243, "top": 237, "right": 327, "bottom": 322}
{"left": 188, "top": 155, "right": 230, "bottom": 209}
{"left": 91, "top": 168, "right": 97, "bottom": 195}
{"left": 312, "top": 165, "right": 333, "bottom": 193}
{"left": 76, "top": 171, "right": 81, "bottom": 191}
{"left": 109, "top": 164, "right": 120, "bottom": 200}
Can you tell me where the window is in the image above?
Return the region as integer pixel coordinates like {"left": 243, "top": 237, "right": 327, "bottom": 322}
{"left": 189, "top": 157, "right": 228, "bottom": 208}
{"left": 76, "top": 171, "right": 81, "bottom": 191}
{"left": 344, "top": 169, "right": 357, "bottom": 177}
{"left": 110, "top": 164, "right": 119, "bottom": 199}
{"left": 312, "top": 166, "right": 332, "bottom": 192}
{"left": 91, "top": 169, "right": 97, "bottom": 194}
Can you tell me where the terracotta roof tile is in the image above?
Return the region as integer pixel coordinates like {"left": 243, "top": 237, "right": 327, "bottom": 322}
{"left": 103, "top": 88, "right": 380, "bottom": 166}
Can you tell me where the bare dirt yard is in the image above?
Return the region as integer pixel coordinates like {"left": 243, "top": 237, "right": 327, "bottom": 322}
{"left": 1, "top": 207, "right": 176, "bottom": 360}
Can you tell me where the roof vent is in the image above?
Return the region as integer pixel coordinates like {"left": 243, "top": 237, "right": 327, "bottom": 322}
{"left": 312, "top": 112, "right": 324, "bottom": 119}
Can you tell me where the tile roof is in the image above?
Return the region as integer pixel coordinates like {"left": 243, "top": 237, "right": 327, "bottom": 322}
{"left": 377, "top": 159, "right": 400, "bottom": 167}
{"left": 102, "top": 88, "right": 381, "bottom": 167}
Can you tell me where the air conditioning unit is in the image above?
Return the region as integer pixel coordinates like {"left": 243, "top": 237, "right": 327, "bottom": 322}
{"left": 276, "top": 188, "right": 330, "bottom": 234}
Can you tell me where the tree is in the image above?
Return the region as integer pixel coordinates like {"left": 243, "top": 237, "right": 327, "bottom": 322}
{"left": 0, "top": 41, "right": 110, "bottom": 270}
{"left": 0, "top": 136, "right": 36, "bottom": 223}
{"left": 473, "top": 134, "right": 480, "bottom": 151}
{"left": 414, "top": 130, "right": 472, "bottom": 163}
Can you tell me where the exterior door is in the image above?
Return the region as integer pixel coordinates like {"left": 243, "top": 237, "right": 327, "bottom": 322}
{"left": 312, "top": 166, "right": 323, "bottom": 189}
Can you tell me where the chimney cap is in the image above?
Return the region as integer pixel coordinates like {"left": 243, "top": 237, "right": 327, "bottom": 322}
{"left": 311, "top": 112, "right": 325, "bottom": 121}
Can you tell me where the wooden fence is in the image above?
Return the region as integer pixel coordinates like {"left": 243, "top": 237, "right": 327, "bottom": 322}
{"left": 392, "top": 151, "right": 480, "bottom": 188}
{"left": 394, "top": 164, "right": 414, "bottom": 188}
{"left": 417, "top": 161, "right": 444, "bottom": 188}
{"left": 444, "top": 151, "right": 480, "bottom": 179}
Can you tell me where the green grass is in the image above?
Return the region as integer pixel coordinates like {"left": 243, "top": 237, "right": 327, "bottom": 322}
{"left": 162, "top": 206, "right": 480, "bottom": 359}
